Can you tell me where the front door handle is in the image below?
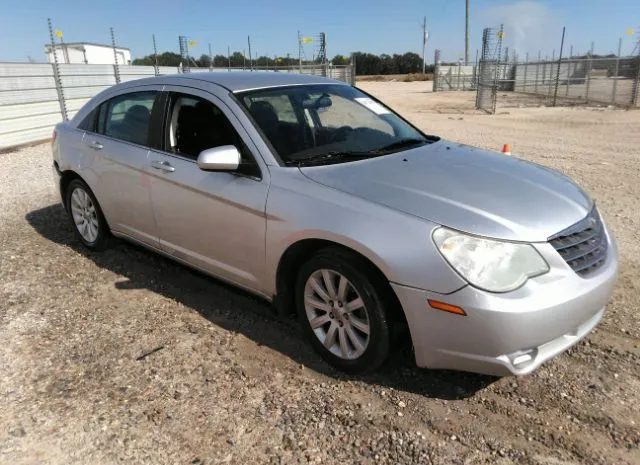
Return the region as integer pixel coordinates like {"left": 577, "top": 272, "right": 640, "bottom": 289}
{"left": 150, "top": 160, "right": 175, "bottom": 172}
{"left": 87, "top": 140, "right": 103, "bottom": 150}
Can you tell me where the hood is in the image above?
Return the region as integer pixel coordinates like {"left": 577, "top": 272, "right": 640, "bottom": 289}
{"left": 300, "top": 140, "right": 592, "bottom": 242}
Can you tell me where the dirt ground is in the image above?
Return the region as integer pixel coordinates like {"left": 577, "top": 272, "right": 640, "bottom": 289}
{"left": 1, "top": 82, "right": 639, "bottom": 465}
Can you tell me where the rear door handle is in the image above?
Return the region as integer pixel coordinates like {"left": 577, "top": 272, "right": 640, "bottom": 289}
{"left": 87, "top": 140, "right": 103, "bottom": 150}
{"left": 150, "top": 160, "right": 175, "bottom": 172}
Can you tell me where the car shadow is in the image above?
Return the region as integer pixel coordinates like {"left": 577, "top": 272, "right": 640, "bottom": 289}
{"left": 25, "top": 203, "right": 497, "bottom": 400}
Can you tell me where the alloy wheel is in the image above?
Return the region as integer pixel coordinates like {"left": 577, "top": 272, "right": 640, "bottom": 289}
{"left": 303, "top": 268, "right": 371, "bottom": 360}
{"left": 70, "top": 187, "right": 99, "bottom": 243}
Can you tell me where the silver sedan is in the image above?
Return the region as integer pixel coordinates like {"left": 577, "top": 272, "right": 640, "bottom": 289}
{"left": 52, "top": 72, "right": 618, "bottom": 376}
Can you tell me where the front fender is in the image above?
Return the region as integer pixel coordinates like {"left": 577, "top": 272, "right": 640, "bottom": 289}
{"left": 264, "top": 168, "right": 467, "bottom": 297}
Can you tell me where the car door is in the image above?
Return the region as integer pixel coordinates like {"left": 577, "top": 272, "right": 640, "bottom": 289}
{"left": 82, "top": 87, "right": 162, "bottom": 247}
{"left": 147, "top": 85, "right": 269, "bottom": 294}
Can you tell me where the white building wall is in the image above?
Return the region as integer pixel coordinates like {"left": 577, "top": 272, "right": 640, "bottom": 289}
{"left": 46, "top": 45, "right": 130, "bottom": 65}
{"left": 84, "top": 45, "right": 131, "bottom": 65}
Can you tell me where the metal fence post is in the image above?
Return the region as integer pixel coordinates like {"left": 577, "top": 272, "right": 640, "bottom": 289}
{"left": 491, "top": 25, "right": 504, "bottom": 114}
{"left": 47, "top": 18, "right": 68, "bottom": 121}
{"left": 351, "top": 55, "right": 356, "bottom": 85}
{"left": 553, "top": 26, "right": 566, "bottom": 106}
{"left": 152, "top": 34, "right": 159, "bottom": 76}
{"left": 546, "top": 57, "right": 553, "bottom": 97}
{"left": 523, "top": 52, "right": 529, "bottom": 92}
{"left": 433, "top": 49, "right": 441, "bottom": 92}
{"left": 535, "top": 51, "right": 540, "bottom": 94}
{"left": 632, "top": 56, "right": 640, "bottom": 106}
{"left": 612, "top": 37, "right": 621, "bottom": 104}
{"left": 474, "top": 48, "right": 479, "bottom": 90}
{"left": 565, "top": 45, "right": 573, "bottom": 97}
{"left": 111, "top": 27, "right": 121, "bottom": 84}
{"left": 585, "top": 42, "right": 594, "bottom": 103}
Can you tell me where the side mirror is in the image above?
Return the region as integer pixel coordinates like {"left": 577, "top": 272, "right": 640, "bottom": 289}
{"left": 197, "top": 145, "right": 241, "bottom": 171}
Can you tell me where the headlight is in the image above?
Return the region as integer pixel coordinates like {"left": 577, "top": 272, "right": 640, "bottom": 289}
{"left": 432, "top": 227, "right": 549, "bottom": 292}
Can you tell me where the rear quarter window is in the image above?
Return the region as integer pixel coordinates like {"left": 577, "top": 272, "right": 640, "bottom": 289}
{"left": 78, "top": 108, "right": 96, "bottom": 131}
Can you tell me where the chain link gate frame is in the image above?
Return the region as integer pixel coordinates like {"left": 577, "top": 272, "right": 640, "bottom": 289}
{"left": 475, "top": 26, "right": 503, "bottom": 114}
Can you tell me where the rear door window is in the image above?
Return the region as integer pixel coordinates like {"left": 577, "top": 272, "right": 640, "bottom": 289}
{"left": 96, "top": 91, "right": 158, "bottom": 146}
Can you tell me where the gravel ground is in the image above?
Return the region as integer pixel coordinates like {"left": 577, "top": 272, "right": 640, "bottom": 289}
{"left": 1, "top": 83, "right": 639, "bottom": 465}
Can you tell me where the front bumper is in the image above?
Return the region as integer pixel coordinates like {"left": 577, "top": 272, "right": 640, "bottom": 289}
{"left": 392, "top": 230, "right": 619, "bottom": 376}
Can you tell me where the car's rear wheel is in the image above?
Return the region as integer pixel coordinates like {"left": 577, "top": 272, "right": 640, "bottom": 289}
{"left": 65, "top": 179, "right": 111, "bottom": 250}
{"left": 295, "top": 247, "right": 391, "bottom": 373}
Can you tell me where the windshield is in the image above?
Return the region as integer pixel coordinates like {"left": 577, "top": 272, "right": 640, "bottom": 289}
{"left": 237, "top": 84, "right": 438, "bottom": 166}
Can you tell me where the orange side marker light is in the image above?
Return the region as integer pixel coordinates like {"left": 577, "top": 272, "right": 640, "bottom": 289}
{"left": 428, "top": 300, "right": 466, "bottom": 316}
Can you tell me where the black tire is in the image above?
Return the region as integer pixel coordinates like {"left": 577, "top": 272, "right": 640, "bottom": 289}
{"left": 295, "top": 247, "right": 391, "bottom": 373}
{"left": 64, "top": 178, "right": 112, "bottom": 251}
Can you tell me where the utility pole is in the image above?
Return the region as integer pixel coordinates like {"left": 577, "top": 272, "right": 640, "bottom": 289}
{"left": 422, "top": 16, "right": 428, "bottom": 73}
{"left": 465, "top": 0, "right": 470, "bottom": 65}
{"left": 208, "top": 42, "right": 213, "bottom": 71}
{"left": 247, "top": 36, "right": 253, "bottom": 71}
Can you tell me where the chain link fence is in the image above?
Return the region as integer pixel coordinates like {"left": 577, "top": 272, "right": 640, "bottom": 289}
{"left": 474, "top": 26, "right": 640, "bottom": 113}
{"left": 511, "top": 55, "right": 640, "bottom": 107}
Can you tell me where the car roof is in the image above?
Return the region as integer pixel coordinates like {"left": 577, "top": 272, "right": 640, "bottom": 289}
{"left": 123, "top": 71, "right": 348, "bottom": 92}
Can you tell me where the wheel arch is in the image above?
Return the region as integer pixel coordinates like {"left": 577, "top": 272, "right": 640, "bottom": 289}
{"left": 58, "top": 167, "right": 83, "bottom": 210}
{"left": 274, "top": 238, "right": 409, "bottom": 337}
{"left": 57, "top": 168, "right": 112, "bottom": 230}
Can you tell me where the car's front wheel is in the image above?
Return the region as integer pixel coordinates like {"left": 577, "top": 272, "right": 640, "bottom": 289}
{"left": 295, "top": 247, "right": 391, "bottom": 373}
{"left": 65, "top": 179, "right": 111, "bottom": 250}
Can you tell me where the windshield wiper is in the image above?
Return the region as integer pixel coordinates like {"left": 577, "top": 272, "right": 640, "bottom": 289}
{"left": 291, "top": 151, "right": 380, "bottom": 167}
{"left": 287, "top": 138, "right": 431, "bottom": 167}
{"left": 372, "top": 138, "right": 428, "bottom": 153}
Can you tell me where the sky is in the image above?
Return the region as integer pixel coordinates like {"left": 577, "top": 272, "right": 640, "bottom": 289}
{"left": 0, "top": 0, "right": 638, "bottom": 63}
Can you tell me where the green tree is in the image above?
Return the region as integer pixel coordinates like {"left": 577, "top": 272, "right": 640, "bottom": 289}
{"left": 331, "top": 54, "right": 349, "bottom": 66}
{"left": 132, "top": 50, "right": 430, "bottom": 75}
{"left": 213, "top": 54, "right": 228, "bottom": 67}
{"left": 196, "top": 54, "right": 211, "bottom": 68}
{"left": 132, "top": 51, "right": 183, "bottom": 67}
{"left": 351, "top": 52, "right": 383, "bottom": 75}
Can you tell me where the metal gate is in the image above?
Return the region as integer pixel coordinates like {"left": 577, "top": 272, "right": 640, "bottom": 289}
{"left": 475, "top": 26, "right": 504, "bottom": 114}
{"left": 433, "top": 49, "right": 477, "bottom": 92}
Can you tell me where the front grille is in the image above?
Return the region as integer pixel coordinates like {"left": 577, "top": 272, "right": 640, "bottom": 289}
{"left": 548, "top": 207, "right": 608, "bottom": 277}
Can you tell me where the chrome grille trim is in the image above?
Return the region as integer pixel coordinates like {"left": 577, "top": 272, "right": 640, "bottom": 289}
{"left": 548, "top": 207, "right": 608, "bottom": 277}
